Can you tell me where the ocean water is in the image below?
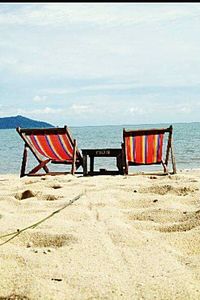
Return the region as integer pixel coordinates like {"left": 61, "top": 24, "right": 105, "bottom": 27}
{"left": 1, "top": 123, "right": 200, "bottom": 175}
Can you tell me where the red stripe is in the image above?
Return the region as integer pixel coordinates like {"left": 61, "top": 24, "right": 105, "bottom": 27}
{"left": 60, "top": 134, "right": 73, "bottom": 158}
{"left": 49, "top": 135, "right": 72, "bottom": 160}
{"left": 29, "top": 135, "right": 47, "bottom": 158}
{"left": 36, "top": 135, "right": 58, "bottom": 160}
{"left": 134, "top": 136, "right": 143, "bottom": 163}
{"left": 125, "top": 137, "right": 131, "bottom": 162}
{"left": 29, "top": 134, "right": 74, "bottom": 161}
{"left": 146, "top": 135, "right": 155, "bottom": 164}
{"left": 125, "top": 133, "right": 164, "bottom": 165}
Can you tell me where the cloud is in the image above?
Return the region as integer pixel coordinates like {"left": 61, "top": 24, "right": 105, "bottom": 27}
{"left": 17, "top": 107, "right": 63, "bottom": 115}
{"left": 81, "top": 82, "right": 136, "bottom": 92}
{"left": 1, "top": 3, "right": 200, "bottom": 85}
{"left": 16, "top": 103, "right": 96, "bottom": 118}
{"left": 41, "top": 88, "right": 77, "bottom": 95}
{"left": 0, "top": 3, "right": 199, "bottom": 28}
{"left": 69, "top": 104, "right": 94, "bottom": 115}
{"left": 0, "top": 57, "right": 18, "bottom": 66}
{"left": 41, "top": 81, "right": 138, "bottom": 96}
{"left": 129, "top": 107, "right": 145, "bottom": 115}
{"left": 33, "top": 95, "right": 47, "bottom": 102}
{"left": 178, "top": 104, "right": 192, "bottom": 114}
{"left": 1, "top": 3, "right": 200, "bottom": 126}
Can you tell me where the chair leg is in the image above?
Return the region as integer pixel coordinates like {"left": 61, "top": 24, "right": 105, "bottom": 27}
{"left": 121, "top": 143, "right": 128, "bottom": 175}
{"left": 161, "top": 160, "right": 168, "bottom": 174}
{"left": 125, "top": 162, "right": 129, "bottom": 175}
{"left": 71, "top": 140, "right": 77, "bottom": 175}
{"left": 20, "top": 145, "right": 28, "bottom": 177}
{"left": 43, "top": 164, "right": 50, "bottom": 173}
{"left": 28, "top": 159, "right": 51, "bottom": 175}
{"left": 116, "top": 153, "right": 124, "bottom": 175}
{"left": 171, "top": 143, "right": 177, "bottom": 174}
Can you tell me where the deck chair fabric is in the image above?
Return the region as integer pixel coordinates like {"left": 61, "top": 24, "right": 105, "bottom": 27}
{"left": 125, "top": 133, "right": 164, "bottom": 164}
{"left": 122, "top": 125, "right": 176, "bottom": 174}
{"left": 16, "top": 126, "right": 83, "bottom": 177}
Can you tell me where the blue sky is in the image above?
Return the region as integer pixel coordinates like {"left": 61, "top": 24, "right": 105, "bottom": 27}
{"left": 0, "top": 3, "right": 200, "bottom": 126}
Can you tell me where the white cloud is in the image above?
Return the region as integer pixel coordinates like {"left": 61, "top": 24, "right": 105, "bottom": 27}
{"left": 41, "top": 82, "right": 137, "bottom": 95}
{"left": 70, "top": 104, "right": 94, "bottom": 115}
{"left": 129, "top": 107, "right": 145, "bottom": 115}
{"left": 1, "top": 3, "right": 200, "bottom": 86}
{"left": 1, "top": 3, "right": 200, "bottom": 125}
{"left": 17, "top": 107, "right": 63, "bottom": 115}
{"left": 41, "top": 88, "right": 77, "bottom": 95}
{"left": 16, "top": 104, "right": 96, "bottom": 119}
{"left": 0, "top": 3, "right": 199, "bottom": 27}
{"left": 33, "top": 95, "right": 47, "bottom": 102}
{"left": 178, "top": 104, "right": 193, "bottom": 113}
{"left": 0, "top": 57, "right": 18, "bottom": 67}
{"left": 81, "top": 82, "right": 136, "bottom": 92}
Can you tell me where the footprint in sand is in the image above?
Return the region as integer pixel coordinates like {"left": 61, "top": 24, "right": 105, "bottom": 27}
{"left": 167, "top": 232, "right": 200, "bottom": 255}
{"left": 127, "top": 209, "right": 188, "bottom": 223}
{"left": 15, "top": 190, "right": 37, "bottom": 200}
{"left": 140, "top": 185, "right": 198, "bottom": 196}
{"left": 50, "top": 184, "right": 63, "bottom": 189}
{"left": 15, "top": 189, "right": 63, "bottom": 201}
{"left": 128, "top": 208, "right": 200, "bottom": 233}
{"left": 0, "top": 294, "right": 30, "bottom": 300}
{"left": 18, "top": 232, "right": 78, "bottom": 248}
{"left": 119, "top": 197, "right": 160, "bottom": 209}
{"left": 24, "top": 179, "right": 41, "bottom": 185}
{"left": 41, "top": 194, "right": 63, "bottom": 201}
{"left": 157, "top": 210, "right": 200, "bottom": 233}
{"left": 158, "top": 221, "right": 199, "bottom": 233}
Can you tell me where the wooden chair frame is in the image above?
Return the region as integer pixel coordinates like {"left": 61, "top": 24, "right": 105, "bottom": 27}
{"left": 16, "top": 126, "right": 83, "bottom": 177}
{"left": 122, "top": 125, "right": 177, "bottom": 175}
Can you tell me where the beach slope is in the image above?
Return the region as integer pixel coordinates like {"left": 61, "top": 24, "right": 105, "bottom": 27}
{"left": 0, "top": 171, "right": 200, "bottom": 299}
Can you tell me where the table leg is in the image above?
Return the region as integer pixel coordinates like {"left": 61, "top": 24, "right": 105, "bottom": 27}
{"left": 83, "top": 154, "right": 88, "bottom": 176}
{"left": 116, "top": 153, "right": 124, "bottom": 175}
{"left": 90, "top": 156, "right": 94, "bottom": 175}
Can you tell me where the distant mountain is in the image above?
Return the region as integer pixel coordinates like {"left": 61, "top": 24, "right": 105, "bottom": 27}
{"left": 0, "top": 115, "right": 54, "bottom": 129}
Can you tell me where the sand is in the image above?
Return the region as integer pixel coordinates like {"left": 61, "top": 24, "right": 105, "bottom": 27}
{"left": 0, "top": 171, "right": 200, "bottom": 300}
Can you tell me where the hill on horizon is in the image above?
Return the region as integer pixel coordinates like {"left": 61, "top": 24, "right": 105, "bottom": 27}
{"left": 0, "top": 115, "right": 54, "bottom": 129}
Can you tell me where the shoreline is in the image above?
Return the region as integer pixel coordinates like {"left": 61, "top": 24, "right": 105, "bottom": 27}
{"left": 2, "top": 167, "right": 200, "bottom": 177}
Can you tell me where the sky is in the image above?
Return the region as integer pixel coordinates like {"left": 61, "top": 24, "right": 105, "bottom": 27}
{"left": 0, "top": 2, "right": 200, "bottom": 126}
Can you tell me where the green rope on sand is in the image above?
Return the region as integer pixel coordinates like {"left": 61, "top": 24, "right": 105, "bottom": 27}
{"left": 0, "top": 192, "right": 84, "bottom": 246}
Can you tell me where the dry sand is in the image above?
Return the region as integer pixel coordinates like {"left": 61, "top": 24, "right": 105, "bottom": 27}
{"left": 0, "top": 171, "right": 200, "bottom": 299}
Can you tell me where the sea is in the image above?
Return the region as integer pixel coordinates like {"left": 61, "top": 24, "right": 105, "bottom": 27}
{"left": 1, "top": 122, "right": 200, "bottom": 175}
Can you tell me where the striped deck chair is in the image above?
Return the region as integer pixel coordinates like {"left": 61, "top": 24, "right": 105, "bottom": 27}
{"left": 122, "top": 125, "right": 176, "bottom": 175}
{"left": 16, "top": 126, "right": 83, "bottom": 177}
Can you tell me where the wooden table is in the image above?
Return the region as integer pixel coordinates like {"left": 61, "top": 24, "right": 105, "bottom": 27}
{"left": 81, "top": 148, "right": 124, "bottom": 176}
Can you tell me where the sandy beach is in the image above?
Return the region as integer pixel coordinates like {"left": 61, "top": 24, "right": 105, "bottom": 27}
{"left": 0, "top": 171, "right": 200, "bottom": 299}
